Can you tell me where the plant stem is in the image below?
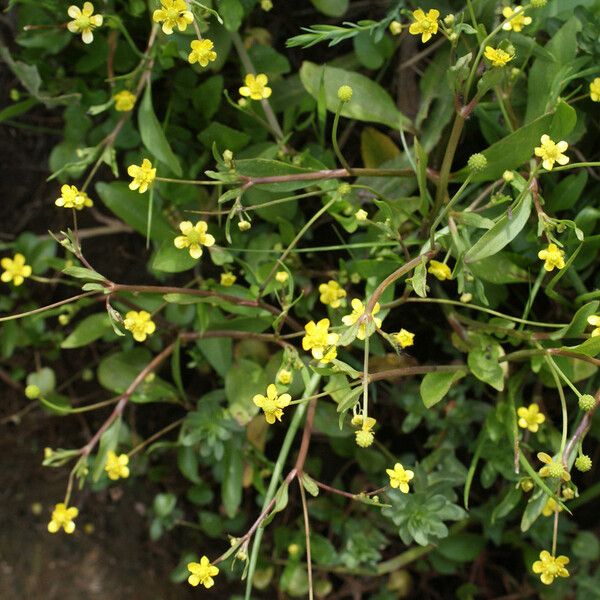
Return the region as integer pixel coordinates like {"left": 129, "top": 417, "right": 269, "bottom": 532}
{"left": 244, "top": 373, "right": 321, "bottom": 600}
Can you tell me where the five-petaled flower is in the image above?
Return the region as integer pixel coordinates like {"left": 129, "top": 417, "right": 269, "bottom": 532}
{"left": 534, "top": 135, "right": 569, "bottom": 171}
{"left": 588, "top": 315, "right": 600, "bottom": 337}
{"left": 187, "top": 556, "right": 219, "bottom": 588}
{"left": 105, "top": 450, "right": 130, "bottom": 481}
{"left": 319, "top": 280, "right": 347, "bottom": 308}
{"left": 113, "top": 90, "right": 136, "bottom": 112}
{"left": 386, "top": 463, "right": 414, "bottom": 493}
{"left": 253, "top": 383, "right": 291, "bottom": 424}
{"left": 427, "top": 260, "right": 452, "bottom": 281}
{"left": 239, "top": 74, "right": 272, "bottom": 100}
{"left": 302, "top": 319, "right": 339, "bottom": 363}
{"left": 48, "top": 502, "right": 79, "bottom": 534}
{"left": 55, "top": 184, "right": 93, "bottom": 210}
{"left": 590, "top": 78, "right": 600, "bottom": 102}
{"left": 67, "top": 2, "right": 103, "bottom": 44}
{"left": 152, "top": 0, "right": 194, "bottom": 35}
{"left": 538, "top": 243, "right": 565, "bottom": 272}
{"left": 1, "top": 253, "right": 32, "bottom": 287}
{"left": 395, "top": 329, "right": 415, "bottom": 349}
{"left": 502, "top": 6, "right": 532, "bottom": 32}
{"left": 123, "top": 310, "right": 156, "bottom": 342}
{"left": 174, "top": 221, "right": 215, "bottom": 259}
{"left": 127, "top": 159, "right": 156, "bottom": 193}
{"left": 537, "top": 452, "right": 570, "bottom": 481}
{"left": 408, "top": 8, "right": 440, "bottom": 43}
{"left": 532, "top": 550, "right": 570, "bottom": 585}
{"left": 220, "top": 272, "right": 236, "bottom": 287}
{"left": 517, "top": 403, "right": 545, "bottom": 432}
{"left": 188, "top": 39, "right": 217, "bottom": 67}
{"left": 342, "top": 298, "right": 382, "bottom": 340}
{"left": 484, "top": 46, "right": 513, "bottom": 67}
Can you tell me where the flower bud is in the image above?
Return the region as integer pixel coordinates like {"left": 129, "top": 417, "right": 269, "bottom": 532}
{"left": 389, "top": 21, "right": 402, "bottom": 35}
{"left": 238, "top": 220, "right": 251, "bottom": 231}
{"left": 502, "top": 170, "right": 514, "bottom": 182}
{"left": 443, "top": 14, "right": 455, "bottom": 26}
{"left": 337, "top": 85, "right": 353, "bottom": 103}
{"left": 468, "top": 153, "right": 488, "bottom": 173}
{"left": 520, "top": 478, "right": 534, "bottom": 492}
{"left": 531, "top": 0, "right": 547, "bottom": 7}
{"left": 355, "top": 209, "right": 368, "bottom": 222}
{"left": 277, "top": 369, "right": 292, "bottom": 385}
{"left": 579, "top": 394, "right": 596, "bottom": 412}
{"left": 337, "top": 182, "right": 351, "bottom": 196}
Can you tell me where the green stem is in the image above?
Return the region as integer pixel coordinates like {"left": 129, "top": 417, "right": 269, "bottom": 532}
{"left": 544, "top": 355, "right": 569, "bottom": 457}
{"left": 430, "top": 173, "right": 473, "bottom": 248}
{"left": 244, "top": 373, "right": 321, "bottom": 600}
{"left": 332, "top": 102, "right": 351, "bottom": 173}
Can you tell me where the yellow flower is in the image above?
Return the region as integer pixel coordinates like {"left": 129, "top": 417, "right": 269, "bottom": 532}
{"left": 342, "top": 298, "right": 382, "bottom": 340}
{"left": 534, "top": 135, "right": 569, "bottom": 171}
{"left": 277, "top": 369, "right": 292, "bottom": 385}
{"left": 105, "top": 450, "right": 130, "bottom": 480}
{"left": 187, "top": 556, "right": 219, "bottom": 588}
{"left": 275, "top": 271, "right": 289, "bottom": 283}
{"left": 239, "top": 73, "right": 272, "bottom": 100}
{"left": 152, "top": 0, "right": 194, "bottom": 35}
{"left": 188, "top": 39, "right": 217, "bottom": 67}
{"left": 590, "top": 78, "right": 600, "bottom": 102}
{"left": 532, "top": 550, "right": 570, "bottom": 585}
{"left": 220, "top": 272, "right": 236, "bottom": 287}
{"left": 502, "top": 6, "right": 532, "bottom": 32}
{"left": 253, "top": 383, "right": 291, "bottom": 424}
{"left": 428, "top": 260, "right": 452, "bottom": 281}
{"left": 517, "top": 403, "right": 545, "bottom": 432}
{"left": 484, "top": 46, "right": 513, "bottom": 67}
{"left": 1, "top": 253, "right": 32, "bottom": 287}
{"left": 67, "top": 2, "right": 103, "bottom": 44}
{"left": 55, "top": 184, "right": 93, "bottom": 210}
{"left": 355, "top": 208, "right": 368, "bottom": 221}
{"left": 537, "top": 452, "right": 570, "bottom": 481}
{"left": 302, "top": 319, "right": 339, "bottom": 363}
{"left": 127, "top": 158, "right": 156, "bottom": 193}
{"left": 541, "top": 497, "right": 563, "bottom": 517}
{"left": 48, "top": 502, "right": 79, "bottom": 534}
{"left": 113, "top": 90, "right": 136, "bottom": 112}
{"left": 123, "top": 310, "right": 156, "bottom": 342}
{"left": 395, "top": 329, "right": 415, "bottom": 349}
{"left": 318, "top": 280, "right": 346, "bottom": 308}
{"left": 174, "top": 221, "right": 215, "bottom": 259}
{"left": 538, "top": 243, "right": 565, "bottom": 272}
{"left": 408, "top": 8, "right": 440, "bottom": 43}
{"left": 386, "top": 463, "right": 414, "bottom": 493}
{"left": 587, "top": 315, "right": 600, "bottom": 337}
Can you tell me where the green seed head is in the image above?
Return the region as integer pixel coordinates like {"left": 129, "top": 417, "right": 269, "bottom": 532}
{"left": 579, "top": 394, "right": 596, "bottom": 412}
{"left": 575, "top": 454, "right": 592, "bottom": 472}
{"left": 468, "top": 153, "right": 488, "bottom": 173}
{"left": 337, "top": 85, "right": 353, "bottom": 103}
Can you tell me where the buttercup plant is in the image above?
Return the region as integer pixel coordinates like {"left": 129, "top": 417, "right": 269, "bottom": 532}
{"left": 2, "top": 0, "right": 600, "bottom": 597}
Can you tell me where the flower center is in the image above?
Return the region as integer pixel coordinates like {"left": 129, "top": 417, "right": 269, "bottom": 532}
{"left": 263, "top": 397, "right": 278, "bottom": 414}
{"left": 76, "top": 15, "right": 91, "bottom": 29}
{"left": 167, "top": 8, "right": 179, "bottom": 21}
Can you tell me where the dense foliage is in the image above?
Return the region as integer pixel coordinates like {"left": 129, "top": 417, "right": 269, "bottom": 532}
{"left": 2, "top": 0, "right": 600, "bottom": 597}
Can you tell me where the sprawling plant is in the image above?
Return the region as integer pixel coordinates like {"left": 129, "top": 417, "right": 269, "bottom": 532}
{"left": 2, "top": 0, "right": 600, "bottom": 597}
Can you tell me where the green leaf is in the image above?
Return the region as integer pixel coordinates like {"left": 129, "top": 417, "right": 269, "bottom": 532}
{"left": 97, "top": 348, "right": 178, "bottom": 403}
{"left": 310, "top": 0, "right": 348, "bottom": 17}
{"left": 420, "top": 370, "right": 467, "bottom": 408}
{"left": 464, "top": 177, "right": 532, "bottom": 264}
{"left": 469, "top": 253, "right": 529, "bottom": 284}
{"left": 300, "top": 473, "right": 320, "bottom": 497}
{"left": 562, "top": 336, "right": 600, "bottom": 357}
{"left": 152, "top": 240, "right": 198, "bottom": 273}
{"left": 262, "top": 481, "right": 289, "bottom": 527}
{"left": 62, "top": 265, "right": 105, "bottom": 282}
{"left": 360, "top": 126, "right": 400, "bottom": 168}
{"left": 222, "top": 436, "right": 244, "bottom": 518}
{"left": 410, "top": 257, "right": 428, "bottom": 298}
{"left": 96, "top": 182, "right": 174, "bottom": 243}
{"left": 454, "top": 101, "right": 577, "bottom": 183}
{"left": 299, "top": 61, "right": 412, "bottom": 130}
{"left": 550, "top": 301, "right": 599, "bottom": 340}
{"left": 468, "top": 340, "right": 505, "bottom": 391}
{"left": 219, "top": 0, "right": 244, "bottom": 31}
{"left": 138, "top": 83, "right": 182, "bottom": 176}
{"left": 61, "top": 313, "right": 112, "bottom": 348}
{"left": 27, "top": 367, "right": 56, "bottom": 396}
{"left": 0, "top": 97, "right": 37, "bottom": 123}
